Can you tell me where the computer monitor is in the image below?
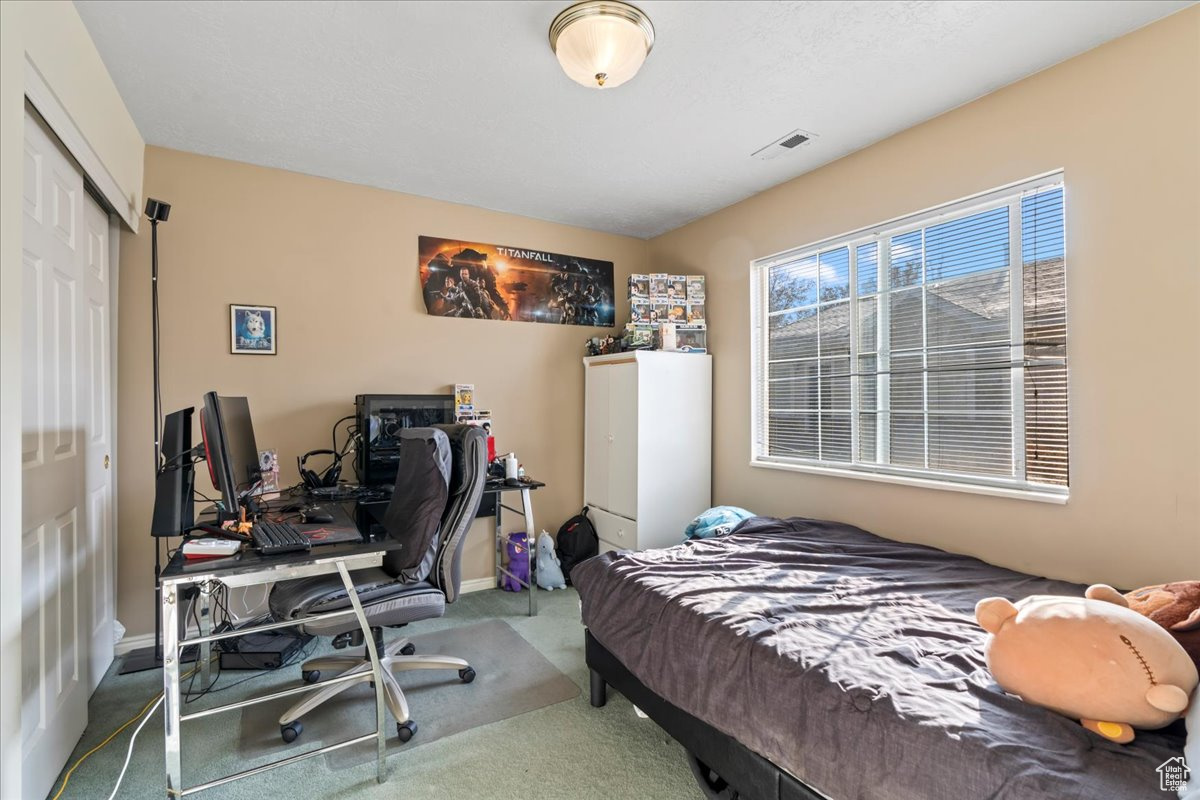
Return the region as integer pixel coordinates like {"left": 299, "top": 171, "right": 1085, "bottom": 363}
{"left": 151, "top": 407, "right": 196, "bottom": 537}
{"left": 200, "top": 392, "right": 261, "bottom": 520}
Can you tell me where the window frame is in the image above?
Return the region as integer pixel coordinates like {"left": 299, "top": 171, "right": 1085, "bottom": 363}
{"left": 749, "top": 171, "right": 1068, "bottom": 503}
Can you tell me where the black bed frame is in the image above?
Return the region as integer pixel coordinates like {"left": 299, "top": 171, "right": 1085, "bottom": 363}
{"left": 586, "top": 630, "right": 828, "bottom": 800}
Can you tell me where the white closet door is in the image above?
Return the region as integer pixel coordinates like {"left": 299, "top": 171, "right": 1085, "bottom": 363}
{"left": 21, "top": 111, "right": 103, "bottom": 800}
{"left": 605, "top": 361, "right": 638, "bottom": 520}
{"left": 83, "top": 195, "right": 115, "bottom": 692}
{"left": 583, "top": 362, "right": 610, "bottom": 509}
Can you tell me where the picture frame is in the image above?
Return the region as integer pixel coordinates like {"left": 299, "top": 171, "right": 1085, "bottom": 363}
{"left": 230, "top": 304, "right": 277, "bottom": 355}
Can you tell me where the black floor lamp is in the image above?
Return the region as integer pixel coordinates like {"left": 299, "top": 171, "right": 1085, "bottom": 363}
{"left": 119, "top": 197, "right": 186, "bottom": 675}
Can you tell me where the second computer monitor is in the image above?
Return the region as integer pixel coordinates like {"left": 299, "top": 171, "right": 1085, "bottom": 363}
{"left": 201, "top": 391, "right": 261, "bottom": 519}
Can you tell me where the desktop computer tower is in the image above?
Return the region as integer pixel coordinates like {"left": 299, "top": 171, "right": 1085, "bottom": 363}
{"left": 355, "top": 394, "right": 455, "bottom": 486}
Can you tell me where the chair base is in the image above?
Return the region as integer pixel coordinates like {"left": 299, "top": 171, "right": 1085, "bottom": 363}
{"left": 278, "top": 635, "right": 473, "bottom": 742}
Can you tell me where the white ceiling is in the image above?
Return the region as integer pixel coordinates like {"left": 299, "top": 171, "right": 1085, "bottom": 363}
{"left": 75, "top": 0, "right": 1189, "bottom": 239}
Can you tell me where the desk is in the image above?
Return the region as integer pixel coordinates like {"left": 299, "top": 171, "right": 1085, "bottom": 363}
{"left": 486, "top": 479, "right": 545, "bottom": 617}
{"left": 159, "top": 505, "right": 400, "bottom": 797}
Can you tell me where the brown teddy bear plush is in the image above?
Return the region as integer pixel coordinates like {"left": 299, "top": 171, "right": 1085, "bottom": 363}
{"left": 977, "top": 586, "right": 1198, "bottom": 743}
{"left": 1118, "top": 582, "right": 1200, "bottom": 672}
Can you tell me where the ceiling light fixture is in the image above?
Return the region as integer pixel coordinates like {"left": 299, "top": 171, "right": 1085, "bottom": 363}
{"left": 549, "top": 1, "right": 655, "bottom": 90}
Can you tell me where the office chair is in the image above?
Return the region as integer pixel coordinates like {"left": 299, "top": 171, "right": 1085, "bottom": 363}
{"left": 267, "top": 424, "right": 486, "bottom": 743}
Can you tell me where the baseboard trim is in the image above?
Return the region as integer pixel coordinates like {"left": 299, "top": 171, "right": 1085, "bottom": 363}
{"left": 115, "top": 632, "right": 157, "bottom": 656}
{"left": 460, "top": 577, "right": 497, "bottom": 594}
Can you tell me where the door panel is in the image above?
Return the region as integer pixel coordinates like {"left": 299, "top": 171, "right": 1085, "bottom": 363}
{"left": 606, "top": 362, "right": 638, "bottom": 519}
{"left": 83, "top": 196, "right": 114, "bottom": 691}
{"left": 583, "top": 363, "right": 610, "bottom": 509}
{"left": 21, "top": 111, "right": 94, "bottom": 800}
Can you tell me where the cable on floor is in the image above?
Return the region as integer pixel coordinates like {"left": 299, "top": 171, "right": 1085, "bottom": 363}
{"left": 104, "top": 694, "right": 164, "bottom": 800}
{"left": 48, "top": 656, "right": 209, "bottom": 800}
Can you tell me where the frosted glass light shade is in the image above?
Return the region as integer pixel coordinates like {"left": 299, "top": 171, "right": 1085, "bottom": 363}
{"left": 549, "top": 1, "right": 654, "bottom": 90}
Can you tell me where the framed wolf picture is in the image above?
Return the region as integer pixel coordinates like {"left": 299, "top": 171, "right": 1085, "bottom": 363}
{"left": 230, "top": 304, "right": 277, "bottom": 354}
{"left": 419, "top": 236, "right": 615, "bottom": 327}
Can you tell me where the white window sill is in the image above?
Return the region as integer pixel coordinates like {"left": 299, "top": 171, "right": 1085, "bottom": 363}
{"left": 749, "top": 458, "right": 1069, "bottom": 505}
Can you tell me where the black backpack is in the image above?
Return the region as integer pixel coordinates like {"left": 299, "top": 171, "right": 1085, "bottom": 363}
{"left": 555, "top": 507, "right": 598, "bottom": 585}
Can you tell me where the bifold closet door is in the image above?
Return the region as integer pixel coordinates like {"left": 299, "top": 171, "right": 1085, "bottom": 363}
{"left": 21, "top": 110, "right": 114, "bottom": 800}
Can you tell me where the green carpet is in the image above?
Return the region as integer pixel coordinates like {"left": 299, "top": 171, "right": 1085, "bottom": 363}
{"left": 49, "top": 588, "right": 699, "bottom": 799}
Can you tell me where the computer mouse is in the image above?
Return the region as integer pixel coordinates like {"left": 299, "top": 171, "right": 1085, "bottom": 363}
{"left": 303, "top": 507, "right": 334, "bottom": 524}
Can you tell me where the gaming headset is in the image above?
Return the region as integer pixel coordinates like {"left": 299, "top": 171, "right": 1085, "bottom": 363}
{"left": 298, "top": 449, "right": 342, "bottom": 489}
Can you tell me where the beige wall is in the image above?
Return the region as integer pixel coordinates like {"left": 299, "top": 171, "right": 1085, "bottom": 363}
{"left": 0, "top": 3, "right": 144, "bottom": 795}
{"left": 647, "top": 8, "right": 1200, "bottom": 588}
{"left": 116, "top": 146, "right": 646, "bottom": 637}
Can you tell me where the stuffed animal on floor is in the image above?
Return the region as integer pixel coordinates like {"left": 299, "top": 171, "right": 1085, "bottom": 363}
{"left": 976, "top": 584, "right": 1199, "bottom": 744}
{"left": 536, "top": 531, "right": 566, "bottom": 591}
{"left": 500, "top": 532, "right": 528, "bottom": 592}
{"left": 1118, "top": 582, "right": 1200, "bottom": 672}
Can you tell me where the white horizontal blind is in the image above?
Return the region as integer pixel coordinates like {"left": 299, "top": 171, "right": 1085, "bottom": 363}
{"left": 752, "top": 175, "right": 1068, "bottom": 495}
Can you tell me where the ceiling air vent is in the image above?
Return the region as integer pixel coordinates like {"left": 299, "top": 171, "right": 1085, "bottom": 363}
{"left": 752, "top": 129, "right": 817, "bottom": 161}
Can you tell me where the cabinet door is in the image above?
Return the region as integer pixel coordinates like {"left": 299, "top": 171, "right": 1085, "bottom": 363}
{"left": 606, "top": 361, "right": 639, "bottom": 519}
{"left": 583, "top": 363, "right": 610, "bottom": 509}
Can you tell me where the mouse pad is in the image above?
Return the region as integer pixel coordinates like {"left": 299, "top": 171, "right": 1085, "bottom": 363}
{"left": 297, "top": 524, "right": 362, "bottom": 545}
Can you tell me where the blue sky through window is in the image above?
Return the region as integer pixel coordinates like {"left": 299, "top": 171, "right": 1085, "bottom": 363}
{"left": 1022, "top": 188, "right": 1065, "bottom": 264}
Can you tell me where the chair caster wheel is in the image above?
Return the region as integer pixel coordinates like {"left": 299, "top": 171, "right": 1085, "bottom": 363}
{"left": 397, "top": 720, "right": 418, "bottom": 743}
{"left": 281, "top": 722, "right": 303, "bottom": 743}
{"left": 399, "top": 643, "right": 416, "bottom": 656}
{"left": 459, "top": 666, "right": 476, "bottom": 684}
{"left": 302, "top": 670, "right": 320, "bottom": 683}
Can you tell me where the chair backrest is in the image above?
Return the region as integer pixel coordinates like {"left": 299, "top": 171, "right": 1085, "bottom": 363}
{"left": 379, "top": 427, "right": 451, "bottom": 581}
{"left": 429, "top": 424, "right": 487, "bottom": 603}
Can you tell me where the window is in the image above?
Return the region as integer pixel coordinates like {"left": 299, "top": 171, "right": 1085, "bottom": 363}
{"left": 751, "top": 174, "right": 1068, "bottom": 500}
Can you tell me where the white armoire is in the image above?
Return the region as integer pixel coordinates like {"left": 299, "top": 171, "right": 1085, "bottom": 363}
{"left": 583, "top": 351, "right": 712, "bottom": 552}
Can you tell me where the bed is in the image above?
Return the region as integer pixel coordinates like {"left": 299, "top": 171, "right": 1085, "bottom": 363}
{"left": 573, "top": 516, "right": 1185, "bottom": 800}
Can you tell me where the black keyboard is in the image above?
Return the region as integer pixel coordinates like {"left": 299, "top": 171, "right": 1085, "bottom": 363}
{"left": 250, "top": 521, "right": 311, "bottom": 555}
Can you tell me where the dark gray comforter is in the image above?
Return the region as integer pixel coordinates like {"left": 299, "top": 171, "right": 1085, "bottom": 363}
{"left": 573, "top": 516, "right": 1184, "bottom": 800}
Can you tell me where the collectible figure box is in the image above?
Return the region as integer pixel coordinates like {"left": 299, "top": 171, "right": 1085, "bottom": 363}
{"left": 631, "top": 300, "right": 650, "bottom": 324}
{"left": 629, "top": 274, "right": 649, "bottom": 299}
{"left": 687, "top": 275, "right": 706, "bottom": 300}
{"left": 687, "top": 300, "right": 706, "bottom": 325}
{"left": 454, "top": 384, "right": 474, "bottom": 415}
{"left": 668, "top": 275, "right": 687, "bottom": 301}
{"left": 675, "top": 325, "right": 708, "bottom": 353}
{"left": 649, "top": 273, "right": 668, "bottom": 299}
{"left": 624, "top": 323, "right": 654, "bottom": 349}
{"left": 651, "top": 301, "right": 669, "bottom": 325}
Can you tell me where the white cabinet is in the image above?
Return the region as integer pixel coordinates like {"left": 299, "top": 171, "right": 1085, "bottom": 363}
{"left": 583, "top": 351, "right": 712, "bottom": 552}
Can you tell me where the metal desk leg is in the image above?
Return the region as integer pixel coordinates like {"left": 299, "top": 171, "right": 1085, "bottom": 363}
{"left": 335, "top": 561, "right": 388, "bottom": 784}
{"left": 162, "top": 581, "right": 183, "bottom": 798}
{"left": 198, "top": 585, "right": 212, "bottom": 687}
{"left": 494, "top": 498, "right": 503, "bottom": 591}
{"left": 521, "top": 488, "right": 537, "bottom": 617}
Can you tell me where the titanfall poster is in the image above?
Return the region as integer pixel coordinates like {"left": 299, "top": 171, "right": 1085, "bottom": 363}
{"left": 419, "top": 236, "right": 615, "bottom": 327}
